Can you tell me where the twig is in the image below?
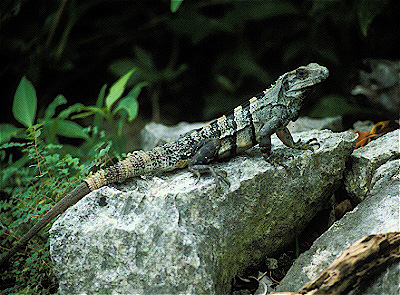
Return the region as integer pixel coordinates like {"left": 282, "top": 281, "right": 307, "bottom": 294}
{"left": 270, "top": 232, "right": 400, "bottom": 295}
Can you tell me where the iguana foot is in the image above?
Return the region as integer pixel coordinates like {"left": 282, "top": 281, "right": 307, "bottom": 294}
{"left": 189, "top": 165, "right": 230, "bottom": 188}
{"left": 292, "top": 137, "right": 320, "bottom": 151}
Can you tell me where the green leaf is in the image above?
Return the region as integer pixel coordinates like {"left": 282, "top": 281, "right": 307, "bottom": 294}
{"left": 94, "top": 84, "right": 107, "bottom": 128}
{"left": 133, "top": 47, "right": 154, "bottom": 69}
{"left": 216, "top": 75, "right": 235, "bottom": 92}
{"left": 45, "top": 95, "right": 67, "bottom": 119}
{"left": 105, "top": 68, "right": 136, "bottom": 110}
{"left": 357, "top": 0, "right": 389, "bottom": 37}
{"left": 0, "top": 124, "right": 24, "bottom": 144}
{"left": 72, "top": 106, "right": 107, "bottom": 119}
{"left": 58, "top": 103, "right": 85, "bottom": 119}
{"left": 109, "top": 59, "right": 137, "bottom": 77}
{"left": 13, "top": 77, "right": 37, "bottom": 127}
{"left": 171, "top": 0, "right": 183, "bottom": 13}
{"left": 53, "top": 120, "right": 89, "bottom": 139}
{"left": 114, "top": 82, "right": 147, "bottom": 121}
{"left": 96, "top": 84, "right": 107, "bottom": 108}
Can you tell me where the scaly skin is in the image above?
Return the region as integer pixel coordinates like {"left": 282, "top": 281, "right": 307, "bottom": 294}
{"left": 0, "top": 63, "right": 328, "bottom": 266}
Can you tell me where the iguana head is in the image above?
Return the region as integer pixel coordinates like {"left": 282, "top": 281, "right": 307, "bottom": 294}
{"left": 282, "top": 63, "right": 329, "bottom": 99}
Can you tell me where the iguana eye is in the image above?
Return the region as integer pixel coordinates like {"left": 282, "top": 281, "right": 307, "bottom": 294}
{"left": 296, "top": 69, "right": 309, "bottom": 79}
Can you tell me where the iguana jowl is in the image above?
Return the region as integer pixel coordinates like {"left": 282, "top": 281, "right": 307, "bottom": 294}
{"left": 0, "top": 63, "right": 329, "bottom": 266}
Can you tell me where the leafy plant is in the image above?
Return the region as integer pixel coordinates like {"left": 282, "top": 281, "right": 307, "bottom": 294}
{"left": 0, "top": 133, "right": 113, "bottom": 294}
{"left": 73, "top": 68, "right": 147, "bottom": 152}
{"left": 0, "top": 69, "right": 144, "bottom": 294}
{"left": 170, "top": 0, "right": 184, "bottom": 13}
{"left": 1, "top": 67, "right": 144, "bottom": 153}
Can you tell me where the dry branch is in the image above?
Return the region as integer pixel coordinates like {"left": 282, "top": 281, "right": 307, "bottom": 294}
{"left": 270, "top": 231, "right": 400, "bottom": 295}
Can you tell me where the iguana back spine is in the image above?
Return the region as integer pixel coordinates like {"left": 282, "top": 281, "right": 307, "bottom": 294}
{"left": 0, "top": 63, "right": 329, "bottom": 266}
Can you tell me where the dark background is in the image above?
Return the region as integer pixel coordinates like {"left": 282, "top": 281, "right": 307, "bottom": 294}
{"left": 0, "top": 1, "right": 399, "bottom": 293}
{"left": 1, "top": 0, "right": 399, "bottom": 141}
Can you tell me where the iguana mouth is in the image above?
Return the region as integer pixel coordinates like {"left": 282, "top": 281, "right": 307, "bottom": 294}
{"left": 0, "top": 63, "right": 330, "bottom": 267}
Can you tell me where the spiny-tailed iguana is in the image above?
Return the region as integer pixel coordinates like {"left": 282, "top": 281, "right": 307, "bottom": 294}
{"left": 0, "top": 63, "right": 329, "bottom": 266}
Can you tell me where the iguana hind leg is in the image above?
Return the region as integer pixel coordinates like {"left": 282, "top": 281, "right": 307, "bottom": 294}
{"left": 188, "top": 138, "right": 229, "bottom": 187}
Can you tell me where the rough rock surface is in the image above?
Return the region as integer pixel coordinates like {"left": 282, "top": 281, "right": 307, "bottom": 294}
{"left": 276, "top": 131, "right": 399, "bottom": 294}
{"left": 286, "top": 116, "right": 342, "bottom": 132}
{"left": 344, "top": 129, "right": 399, "bottom": 202}
{"left": 141, "top": 121, "right": 206, "bottom": 150}
{"left": 50, "top": 128, "right": 355, "bottom": 295}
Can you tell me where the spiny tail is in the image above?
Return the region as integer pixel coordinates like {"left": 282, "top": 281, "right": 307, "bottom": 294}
{"left": 0, "top": 182, "right": 90, "bottom": 266}
{"left": 0, "top": 148, "right": 175, "bottom": 266}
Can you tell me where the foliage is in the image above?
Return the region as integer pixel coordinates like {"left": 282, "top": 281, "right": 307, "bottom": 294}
{"left": 0, "top": 70, "right": 143, "bottom": 294}
{"left": 1, "top": 68, "right": 143, "bottom": 151}
{"left": 170, "top": 0, "right": 184, "bottom": 13}
{"left": 0, "top": 134, "right": 115, "bottom": 294}
{"left": 0, "top": 0, "right": 398, "bottom": 293}
{"left": 2, "top": 0, "right": 397, "bottom": 126}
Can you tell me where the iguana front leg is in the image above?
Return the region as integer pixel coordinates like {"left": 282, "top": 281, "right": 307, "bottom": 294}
{"left": 258, "top": 120, "right": 319, "bottom": 165}
{"left": 276, "top": 127, "right": 319, "bottom": 151}
{"left": 258, "top": 117, "right": 282, "bottom": 158}
{"left": 188, "top": 138, "right": 229, "bottom": 186}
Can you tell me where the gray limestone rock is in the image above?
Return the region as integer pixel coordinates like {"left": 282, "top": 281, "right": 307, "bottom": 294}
{"left": 286, "top": 116, "right": 342, "bottom": 133}
{"left": 50, "top": 129, "right": 355, "bottom": 295}
{"left": 344, "top": 129, "right": 399, "bottom": 202}
{"left": 276, "top": 157, "right": 400, "bottom": 294}
{"left": 140, "top": 121, "right": 206, "bottom": 150}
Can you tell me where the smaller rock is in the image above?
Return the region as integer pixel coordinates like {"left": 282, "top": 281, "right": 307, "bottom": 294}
{"left": 344, "top": 129, "right": 399, "bottom": 202}
{"left": 287, "top": 116, "right": 342, "bottom": 132}
{"left": 351, "top": 120, "right": 375, "bottom": 133}
{"left": 275, "top": 158, "right": 400, "bottom": 295}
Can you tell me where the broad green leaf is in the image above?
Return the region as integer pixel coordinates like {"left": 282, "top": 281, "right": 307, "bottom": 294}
{"left": 114, "top": 82, "right": 147, "bottom": 121}
{"left": 45, "top": 95, "right": 67, "bottom": 119}
{"left": 117, "top": 112, "right": 128, "bottom": 138}
{"left": 13, "top": 76, "right": 37, "bottom": 127}
{"left": 171, "top": 0, "right": 183, "bottom": 13}
{"left": 115, "top": 98, "right": 138, "bottom": 122}
{"left": 357, "top": 0, "right": 389, "bottom": 36}
{"left": 58, "top": 103, "right": 85, "bottom": 119}
{"left": 54, "top": 120, "right": 89, "bottom": 139}
{"left": 109, "top": 59, "right": 136, "bottom": 77}
{"left": 105, "top": 68, "right": 136, "bottom": 110}
{"left": 72, "top": 106, "right": 107, "bottom": 119}
{"left": 0, "top": 124, "right": 24, "bottom": 144}
{"left": 159, "top": 64, "right": 188, "bottom": 82}
{"left": 94, "top": 84, "right": 107, "bottom": 128}
{"left": 216, "top": 75, "right": 235, "bottom": 92}
{"left": 133, "top": 47, "right": 154, "bottom": 69}
{"left": 96, "top": 84, "right": 107, "bottom": 108}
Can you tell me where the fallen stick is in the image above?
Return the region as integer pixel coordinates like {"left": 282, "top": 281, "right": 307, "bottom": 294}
{"left": 270, "top": 231, "right": 400, "bottom": 295}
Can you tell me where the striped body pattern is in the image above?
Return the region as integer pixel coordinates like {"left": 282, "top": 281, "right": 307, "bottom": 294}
{"left": 85, "top": 63, "right": 329, "bottom": 190}
{"left": 0, "top": 63, "right": 329, "bottom": 266}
